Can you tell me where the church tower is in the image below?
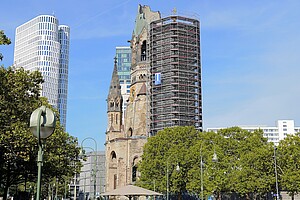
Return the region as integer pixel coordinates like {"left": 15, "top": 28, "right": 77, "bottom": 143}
{"left": 107, "top": 57, "right": 123, "bottom": 132}
{"left": 105, "top": 58, "right": 124, "bottom": 191}
{"left": 105, "top": 5, "right": 160, "bottom": 192}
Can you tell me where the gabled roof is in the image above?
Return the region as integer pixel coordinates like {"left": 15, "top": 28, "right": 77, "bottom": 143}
{"left": 137, "top": 83, "right": 146, "bottom": 96}
{"left": 101, "top": 184, "right": 163, "bottom": 197}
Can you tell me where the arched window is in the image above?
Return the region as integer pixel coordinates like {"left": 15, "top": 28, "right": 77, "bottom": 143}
{"left": 111, "top": 151, "right": 117, "bottom": 160}
{"left": 116, "top": 114, "right": 118, "bottom": 124}
{"left": 114, "top": 174, "right": 117, "bottom": 189}
{"left": 128, "top": 127, "right": 133, "bottom": 137}
{"left": 111, "top": 114, "right": 113, "bottom": 124}
{"left": 132, "top": 165, "right": 137, "bottom": 182}
{"left": 132, "top": 156, "right": 139, "bottom": 182}
{"left": 110, "top": 101, "right": 114, "bottom": 108}
{"left": 141, "top": 40, "right": 146, "bottom": 61}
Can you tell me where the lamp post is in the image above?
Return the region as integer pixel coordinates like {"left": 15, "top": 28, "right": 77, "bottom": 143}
{"left": 80, "top": 146, "right": 95, "bottom": 200}
{"left": 81, "top": 137, "right": 98, "bottom": 200}
{"left": 166, "top": 157, "right": 180, "bottom": 200}
{"left": 30, "top": 106, "right": 56, "bottom": 200}
{"left": 274, "top": 146, "right": 279, "bottom": 200}
{"left": 200, "top": 142, "right": 218, "bottom": 200}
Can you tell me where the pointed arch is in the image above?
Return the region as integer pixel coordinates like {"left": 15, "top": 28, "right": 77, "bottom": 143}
{"left": 110, "top": 101, "right": 114, "bottom": 108}
{"left": 132, "top": 156, "right": 139, "bottom": 182}
{"left": 111, "top": 151, "right": 117, "bottom": 161}
{"left": 127, "top": 127, "right": 133, "bottom": 137}
{"left": 141, "top": 40, "right": 146, "bottom": 61}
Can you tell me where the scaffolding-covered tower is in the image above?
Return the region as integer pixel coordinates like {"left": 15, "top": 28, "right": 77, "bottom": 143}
{"left": 149, "top": 15, "right": 202, "bottom": 135}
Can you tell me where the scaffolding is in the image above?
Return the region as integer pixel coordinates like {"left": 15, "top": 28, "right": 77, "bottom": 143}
{"left": 149, "top": 15, "right": 202, "bottom": 135}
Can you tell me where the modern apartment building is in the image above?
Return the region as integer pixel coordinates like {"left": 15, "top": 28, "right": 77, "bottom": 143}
{"left": 14, "top": 15, "right": 70, "bottom": 128}
{"left": 207, "top": 120, "right": 300, "bottom": 145}
{"left": 149, "top": 15, "right": 202, "bottom": 135}
{"left": 115, "top": 47, "right": 131, "bottom": 122}
{"left": 77, "top": 151, "right": 106, "bottom": 199}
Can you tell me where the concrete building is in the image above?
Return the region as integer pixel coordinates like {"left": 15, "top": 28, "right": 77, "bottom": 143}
{"left": 78, "top": 151, "right": 105, "bottom": 199}
{"left": 207, "top": 120, "right": 300, "bottom": 145}
{"left": 115, "top": 47, "right": 131, "bottom": 122}
{"left": 14, "top": 15, "right": 70, "bottom": 128}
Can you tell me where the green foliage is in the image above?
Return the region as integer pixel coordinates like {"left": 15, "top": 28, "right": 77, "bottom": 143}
{"left": 137, "top": 126, "right": 199, "bottom": 195}
{"left": 0, "top": 30, "right": 11, "bottom": 61}
{"left": 278, "top": 133, "right": 300, "bottom": 197}
{"left": 138, "top": 126, "right": 277, "bottom": 199}
{"left": 0, "top": 66, "right": 43, "bottom": 189}
{"left": 0, "top": 66, "right": 81, "bottom": 199}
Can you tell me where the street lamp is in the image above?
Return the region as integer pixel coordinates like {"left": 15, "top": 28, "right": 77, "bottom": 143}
{"left": 274, "top": 146, "right": 280, "bottom": 200}
{"left": 200, "top": 142, "right": 218, "bottom": 200}
{"left": 80, "top": 146, "right": 95, "bottom": 200}
{"left": 30, "top": 106, "right": 56, "bottom": 200}
{"left": 166, "top": 157, "right": 180, "bottom": 200}
{"left": 81, "top": 137, "right": 98, "bottom": 200}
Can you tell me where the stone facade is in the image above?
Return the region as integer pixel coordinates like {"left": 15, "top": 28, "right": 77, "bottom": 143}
{"left": 105, "top": 5, "right": 160, "bottom": 192}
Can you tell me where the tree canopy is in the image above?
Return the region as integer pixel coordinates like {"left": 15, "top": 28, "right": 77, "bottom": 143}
{"left": 0, "top": 66, "right": 81, "bottom": 199}
{"left": 0, "top": 30, "right": 11, "bottom": 61}
{"left": 277, "top": 133, "right": 300, "bottom": 199}
{"left": 137, "top": 126, "right": 288, "bottom": 200}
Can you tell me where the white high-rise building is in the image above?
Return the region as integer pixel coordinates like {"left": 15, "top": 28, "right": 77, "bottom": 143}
{"left": 14, "top": 15, "right": 70, "bottom": 128}
{"left": 207, "top": 120, "right": 300, "bottom": 145}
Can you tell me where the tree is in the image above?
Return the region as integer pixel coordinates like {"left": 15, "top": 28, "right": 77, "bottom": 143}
{"left": 0, "top": 66, "right": 43, "bottom": 197}
{"left": 0, "top": 30, "right": 11, "bottom": 61}
{"left": 137, "top": 126, "right": 199, "bottom": 199}
{"left": 187, "top": 127, "right": 274, "bottom": 200}
{"left": 0, "top": 67, "right": 81, "bottom": 199}
{"left": 278, "top": 133, "right": 300, "bottom": 200}
{"left": 186, "top": 130, "right": 226, "bottom": 199}
{"left": 138, "top": 126, "right": 276, "bottom": 200}
{"left": 225, "top": 128, "right": 274, "bottom": 199}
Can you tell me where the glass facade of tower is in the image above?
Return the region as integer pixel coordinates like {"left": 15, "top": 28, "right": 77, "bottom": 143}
{"left": 115, "top": 47, "right": 131, "bottom": 121}
{"left": 58, "top": 25, "right": 70, "bottom": 128}
{"left": 14, "top": 15, "right": 70, "bottom": 128}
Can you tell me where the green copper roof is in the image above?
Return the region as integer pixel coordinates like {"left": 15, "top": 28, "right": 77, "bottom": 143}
{"left": 133, "top": 5, "right": 160, "bottom": 36}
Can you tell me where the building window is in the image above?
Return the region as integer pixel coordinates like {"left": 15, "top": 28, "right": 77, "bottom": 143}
{"left": 141, "top": 40, "right": 146, "bottom": 61}
{"left": 114, "top": 174, "right": 117, "bottom": 189}
{"left": 111, "top": 151, "right": 117, "bottom": 160}
{"left": 132, "top": 165, "right": 137, "bottom": 182}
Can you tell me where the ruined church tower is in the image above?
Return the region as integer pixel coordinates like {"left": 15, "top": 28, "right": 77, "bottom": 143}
{"left": 105, "top": 5, "right": 160, "bottom": 192}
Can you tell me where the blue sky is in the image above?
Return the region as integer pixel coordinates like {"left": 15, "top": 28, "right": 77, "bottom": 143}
{"left": 1, "top": 0, "right": 300, "bottom": 150}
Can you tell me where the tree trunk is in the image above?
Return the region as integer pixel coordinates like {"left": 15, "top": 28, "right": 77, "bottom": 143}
{"left": 177, "top": 191, "right": 182, "bottom": 200}
{"left": 245, "top": 193, "right": 250, "bottom": 200}
{"left": 3, "top": 176, "right": 10, "bottom": 200}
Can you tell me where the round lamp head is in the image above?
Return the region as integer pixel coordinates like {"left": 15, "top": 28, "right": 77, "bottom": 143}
{"left": 30, "top": 106, "right": 56, "bottom": 139}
